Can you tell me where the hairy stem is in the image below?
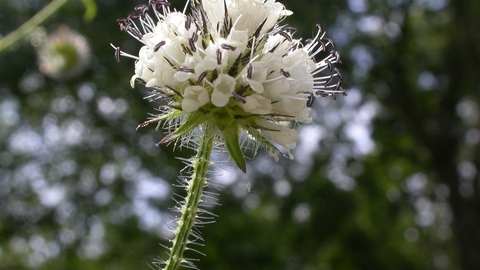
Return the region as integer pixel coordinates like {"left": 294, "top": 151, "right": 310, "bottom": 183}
{"left": 164, "top": 128, "right": 214, "bottom": 270}
{"left": 0, "top": 0, "right": 71, "bottom": 55}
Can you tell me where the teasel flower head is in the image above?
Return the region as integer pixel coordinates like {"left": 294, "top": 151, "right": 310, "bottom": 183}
{"left": 37, "top": 25, "right": 90, "bottom": 80}
{"left": 112, "top": 0, "right": 344, "bottom": 172}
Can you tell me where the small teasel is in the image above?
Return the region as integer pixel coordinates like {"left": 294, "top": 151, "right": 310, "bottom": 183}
{"left": 112, "top": 0, "right": 344, "bottom": 269}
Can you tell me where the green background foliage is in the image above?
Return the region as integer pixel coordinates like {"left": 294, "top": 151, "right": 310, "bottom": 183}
{"left": 1, "top": 0, "right": 479, "bottom": 269}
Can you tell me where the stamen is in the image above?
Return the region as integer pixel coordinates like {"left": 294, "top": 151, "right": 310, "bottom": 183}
{"left": 306, "top": 92, "right": 314, "bottom": 107}
{"left": 216, "top": 49, "right": 222, "bottom": 65}
{"left": 247, "top": 64, "right": 253, "bottom": 79}
{"left": 150, "top": 0, "right": 171, "bottom": 10}
{"left": 178, "top": 66, "right": 195, "bottom": 73}
{"left": 117, "top": 18, "right": 129, "bottom": 31}
{"left": 325, "top": 60, "right": 333, "bottom": 72}
{"left": 185, "top": 16, "right": 192, "bottom": 30}
{"left": 197, "top": 71, "right": 208, "bottom": 84}
{"left": 154, "top": 41, "right": 166, "bottom": 52}
{"left": 188, "top": 37, "right": 197, "bottom": 52}
{"left": 127, "top": 12, "right": 141, "bottom": 20}
{"left": 334, "top": 68, "right": 343, "bottom": 80}
{"left": 324, "top": 37, "right": 335, "bottom": 48}
{"left": 134, "top": 5, "right": 149, "bottom": 19}
{"left": 221, "top": 43, "right": 236, "bottom": 51}
{"left": 335, "top": 80, "right": 342, "bottom": 90}
{"left": 114, "top": 46, "right": 121, "bottom": 62}
{"left": 325, "top": 75, "right": 334, "bottom": 86}
{"left": 278, "top": 31, "right": 292, "bottom": 42}
{"left": 280, "top": 69, "right": 291, "bottom": 78}
{"left": 232, "top": 92, "right": 246, "bottom": 104}
{"left": 110, "top": 43, "right": 140, "bottom": 61}
{"left": 282, "top": 26, "right": 297, "bottom": 32}
{"left": 129, "top": 28, "right": 144, "bottom": 40}
{"left": 191, "top": 31, "right": 198, "bottom": 42}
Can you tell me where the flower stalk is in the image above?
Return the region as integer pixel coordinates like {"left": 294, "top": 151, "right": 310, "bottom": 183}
{"left": 163, "top": 126, "right": 214, "bottom": 270}
{"left": 0, "top": 0, "right": 71, "bottom": 55}
{"left": 0, "top": 0, "right": 96, "bottom": 55}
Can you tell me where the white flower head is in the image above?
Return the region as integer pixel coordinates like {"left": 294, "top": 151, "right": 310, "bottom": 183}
{"left": 113, "top": 0, "right": 344, "bottom": 171}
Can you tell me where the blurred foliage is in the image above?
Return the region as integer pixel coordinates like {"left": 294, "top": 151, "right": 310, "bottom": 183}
{"left": 1, "top": 0, "right": 479, "bottom": 270}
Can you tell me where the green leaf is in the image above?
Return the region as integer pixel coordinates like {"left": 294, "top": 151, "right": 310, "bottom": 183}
{"left": 223, "top": 125, "right": 246, "bottom": 173}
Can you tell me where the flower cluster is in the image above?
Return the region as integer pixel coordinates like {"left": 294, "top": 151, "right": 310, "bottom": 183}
{"left": 113, "top": 0, "right": 344, "bottom": 171}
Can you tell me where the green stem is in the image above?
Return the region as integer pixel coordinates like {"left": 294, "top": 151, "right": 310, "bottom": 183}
{"left": 164, "top": 128, "right": 214, "bottom": 270}
{"left": 0, "top": 0, "right": 71, "bottom": 55}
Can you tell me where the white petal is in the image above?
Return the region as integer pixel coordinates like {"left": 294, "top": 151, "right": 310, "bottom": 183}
{"left": 197, "top": 90, "right": 210, "bottom": 105}
{"left": 182, "top": 99, "right": 201, "bottom": 113}
{"left": 211, "top": 90, "right": 231, "bottom": 107}
{"left": 248, "top": 80, "right": 264, "bottom": 93}
{"left": 202, "top": 0, "right": 225, "bottom": 33}
{"left": 174, "top": 71, "right": 195, "bottom": 82}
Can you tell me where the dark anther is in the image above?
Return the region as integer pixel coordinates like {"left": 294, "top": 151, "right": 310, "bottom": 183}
{"left": 307, "top": 92, "right": 315, "bottom": 107}
{"left": 232, "top": 92, "right": 246, "bottom": 104}
{"left": 335, "top": 80, "right": 342, "bottom": 90}
{"left": 134, "top": 5, "right": 148, "bottom": 11}
{"left": 247, "top": 64, "right": 253, "bottom": 79}
{"left": 191, "top": 31, "right": 198, "bottom": 42}
{"left": 197, "top": 71, "right": 208, "bottom": 84}
{"left": 221, "top": 43, "right": 236, "bottom": 51}
{"left": 114, "top": 46, "right": 121, "bottom": 62}
{"left": 188, "top": 37, "right": 197, "bottom": 52}
{"left": 278, "top": 31, "right": 292, "bottom": 42}
{"left": 341, "top": 87, "right": 347, "bottom": 96}
{"left": 117, "top": 18, "right": 128, "bottom": 31}
{"left": 334, "top": 68, "right": 343, "bottom": 80}
{"left": 325, "top": 60, "right": 333, "bottom": 72}
{"left": 150, "top": 0, "right": 171, "bottom": 10}
{"left": 316, "top": 24, "right": 324, "bottom": 33}
{"left": 185, "top": 16, "right": 192, "bottom": 30}
{"left": 315, "top": 91, "right": 329, "bottom": 97}
{"left": 332, "top": 51, "right": 341, "bottom": 63}
{"left": 324, "top": 38, "right": 335, "bottom": 48}
{"left": 305, "top": 38, "right": 313, "bottom": 45}
{"left": 280, "top": 69, "right": 291, "bottom": 78}
{"left": 325, "top": 75, "right": 334, "bottom": 86}
{"left": 178, "top": 66, "right": 195, "bottom": 73}
{"left": 282, "top": 26, "right": 297, "bottom": 32}
{"left": 216, "top": 49, "right": 222, "bottom": 65}
{"left": 154, "top": 41, "right": 166, "bottom": 52}
{"left": 316, "top": 38, "right": 326, "bottom": 51}
{"left": 127, "top": 12, "right": 141, "bottom": 20}
{"left": 178, "top": 67, "right": 195, "bottom": 73}
{"left": 134, "top": 4, "right": 148, "bottom": 17}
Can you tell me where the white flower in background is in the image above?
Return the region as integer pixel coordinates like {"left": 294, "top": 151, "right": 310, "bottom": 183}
{"left": 36, "top": 25, "right": 90, "bottom": 80}
{"left": 112, "top": 0, "right": 344, "bottom": 171}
